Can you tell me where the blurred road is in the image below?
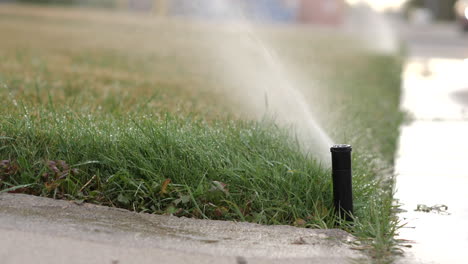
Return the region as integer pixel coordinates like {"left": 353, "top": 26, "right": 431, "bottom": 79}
{"left": 396, "top": 21, "right": 468, "bottom": 264}
{"left": 399, "top": 22, "right": 468, "bottom": 59}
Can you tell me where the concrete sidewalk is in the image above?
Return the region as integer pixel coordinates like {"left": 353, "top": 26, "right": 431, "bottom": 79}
{"left": 0, "top": 193, "right": 365, "bottom": 264}
{"left": 395, "top": 58, "right": 468, "bottom": 264}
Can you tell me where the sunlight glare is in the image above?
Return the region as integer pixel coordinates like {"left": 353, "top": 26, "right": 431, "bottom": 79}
{"left": 346, "top": 0, "right": 407, "bottom": 11}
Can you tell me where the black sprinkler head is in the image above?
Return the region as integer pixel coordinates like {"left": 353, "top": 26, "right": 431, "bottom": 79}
{"left": 330, "top": 144, "right": 353, "bottom": 221}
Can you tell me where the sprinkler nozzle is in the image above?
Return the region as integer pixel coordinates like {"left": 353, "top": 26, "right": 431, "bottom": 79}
{"left": 330, "top": 144, "right": 353, "bottom": 221}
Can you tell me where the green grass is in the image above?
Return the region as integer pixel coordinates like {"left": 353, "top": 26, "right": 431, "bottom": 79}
{"left": 0, "top": 4, "right": 404, "bottom": 263}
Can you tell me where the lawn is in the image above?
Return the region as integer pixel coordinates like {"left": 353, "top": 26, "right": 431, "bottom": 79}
{"left": 0, "top": 4, "right": 404, "bottom": 262}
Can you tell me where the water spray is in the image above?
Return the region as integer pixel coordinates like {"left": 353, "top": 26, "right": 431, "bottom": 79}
{"left": 330, "top": 144, "right": 353, "bottom": 221}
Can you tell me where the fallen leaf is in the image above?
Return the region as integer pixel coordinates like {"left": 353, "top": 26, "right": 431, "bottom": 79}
{"left": 160, "top": 178, "right": 171, "bottom": 195}
{"left": 294, "top": 218, "right": 307, "bottom": 227}
{"left": 211, "top": 181, "right": 229, "bottom": 195}
{"left": 45, "top": 181, "right": 59, "bottom": 191}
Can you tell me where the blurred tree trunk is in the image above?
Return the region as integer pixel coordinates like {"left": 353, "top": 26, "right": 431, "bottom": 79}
{"left": 407, "top": 0, "right": 457, "bottom": 20}
{"left": 437, "top": 0, "right": 457, "bottom": 20}
{"left": 425, "top": 0, "right": 457, "bottom": 20}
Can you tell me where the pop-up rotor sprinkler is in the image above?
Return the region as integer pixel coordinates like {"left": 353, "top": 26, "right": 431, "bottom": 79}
{"left": 330, "top": 144, "right": 353, "bottom": 221}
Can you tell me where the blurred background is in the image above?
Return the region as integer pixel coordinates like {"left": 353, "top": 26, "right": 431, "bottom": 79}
{"left": 0, "top": 0, "right": 463, "bottom": 24}
{"left": 1, "top": 1, "right": 468, "bottom": 262}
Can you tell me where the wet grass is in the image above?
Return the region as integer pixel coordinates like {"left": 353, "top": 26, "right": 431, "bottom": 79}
{"left": 0, "top": 4, "right": 403, "bottom": 263}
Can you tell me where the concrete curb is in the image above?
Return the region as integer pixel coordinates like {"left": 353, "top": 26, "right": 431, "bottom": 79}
{"left": 0, "top": 193, "right": 366, "bottom": 264}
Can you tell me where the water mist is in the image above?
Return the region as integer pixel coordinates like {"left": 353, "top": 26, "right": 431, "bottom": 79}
{"left": 191, "top": 1, "right": 334, "bottom": 164}
{"left": 345, "top": 3, "right": 398, "bottom": 55}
